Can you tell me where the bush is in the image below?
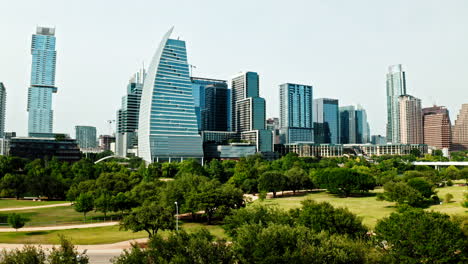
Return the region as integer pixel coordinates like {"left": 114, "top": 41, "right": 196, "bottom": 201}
{"left": 7, "top": 213, "right": 28, "bottom": 231}
{"left": 447, "top": 179, "right": 454, "bottom": 186}
{"left": 444, "top": 193, "right": 454, "bottom": 203}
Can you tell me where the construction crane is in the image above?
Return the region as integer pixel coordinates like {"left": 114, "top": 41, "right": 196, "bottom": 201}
{"left": 107, "top": 120, "right": 116, "bottom": 135}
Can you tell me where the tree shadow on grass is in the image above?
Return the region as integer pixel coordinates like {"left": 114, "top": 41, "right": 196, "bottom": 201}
{"left": 25, "top": 231, "right": 48, "bottom": 236}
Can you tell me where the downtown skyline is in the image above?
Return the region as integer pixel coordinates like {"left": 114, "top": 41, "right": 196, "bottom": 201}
{"left": 1, "top": 0, "right": 467, "bottom": 137}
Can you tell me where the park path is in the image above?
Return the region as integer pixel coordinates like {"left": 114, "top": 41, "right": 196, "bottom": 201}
{"left": 0, "top": 203, "right": 72, "bottom": 212}
{"left": 0, "top": 221, "right": 118, "bottom": 232}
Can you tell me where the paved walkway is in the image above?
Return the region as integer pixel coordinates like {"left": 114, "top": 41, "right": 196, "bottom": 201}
{"left": 0, "top": 203, "right": 72, "bottom": 212}
{"left": 0, "top": 221, "right": 118, "bottom": 232}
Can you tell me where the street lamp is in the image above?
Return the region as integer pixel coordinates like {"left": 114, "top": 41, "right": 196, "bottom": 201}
{"left": 174, "top": 201, "right": 179, "bottom": 231}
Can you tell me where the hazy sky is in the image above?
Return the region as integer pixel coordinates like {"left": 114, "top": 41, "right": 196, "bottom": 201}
{"left": 1, "top": 0, "right": 467, "bottom": 137}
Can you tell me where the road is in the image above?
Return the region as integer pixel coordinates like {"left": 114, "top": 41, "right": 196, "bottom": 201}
{"left": 0, "top": 221, "right": 118, "bottom": 232}
{"left": 0, "top": 203, "right": 71, "bottom": 212}
{"left": 0, "top": 238, "right": 147, "bottom": 264}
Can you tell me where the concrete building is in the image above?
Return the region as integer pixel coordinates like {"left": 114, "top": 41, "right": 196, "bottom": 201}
{"left": 230, "top": 71, "right": 272, "bottom": 152}
{"left": 371, "top": 135, "right": 387, "bottom": 145}
{"left": 422, "top": 106, "right": 452, "bottom": 150}
{"left": 28, "top": 27, "right": 58, "bottom": 136}
{"left": 266, "top": 118, "right": 280, "bottom": 144}
{"left": 8, "top": 137, "right": 81, "bottom": 162}
{"left": 279, "top": 83, "right": 314, "bottom": 144}
{"left": 116, "top": 69, "right": 145, "bottom": 157}
{"left": 399, "top": 95, "right": 423, "bottom": 144}
{"left": 386, "top": 64, "right": 407, "bottom": 143}
{"left": 313, "top": 98, "right": 340, "bottom": 144}
{"left": 339, "top": 106, "right": 356, "bottom": 144}
{"left": 75, "top": 126, "right": 97, "bottom": 149}
{"left": 138, "top": 27, "right": 203, "bottom": 163}
{"left": 277, "top": 143, "right": 343, "bottom": 158}
{"left": 452, "top": 103, "right": 468, "bottom": 151}
{"left": 99, "top": 135, "right": 115, "bottom": 152}
{"left": 346, "top": 143, "right": 428, "bottom": 156}
{"left": 0, "top": 83, "right": 6, "bottom": 138}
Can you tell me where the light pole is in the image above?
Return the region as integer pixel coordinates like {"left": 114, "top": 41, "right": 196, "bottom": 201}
{"left": 174, "top": 201, "right": 179, "bottom": 231}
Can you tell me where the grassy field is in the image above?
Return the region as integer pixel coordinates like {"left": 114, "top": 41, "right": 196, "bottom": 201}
{"left": 0, "top": 222, "right": 226, "bottom": 245}
{"left": 0, "top": 199, "right": 67, "bottom": 209}
{"left": 0, "top": 205, "right": 119, "bottom": 226}
{"left": 256, "top": 183, "right": 467, "bottom": 228}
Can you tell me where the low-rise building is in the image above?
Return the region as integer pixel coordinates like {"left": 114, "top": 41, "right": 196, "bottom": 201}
{"left": 277, "top": 143, "right": 343, "bottom": 157}
{"left": 8, "top": 137, "right": 81, "bottom": 162}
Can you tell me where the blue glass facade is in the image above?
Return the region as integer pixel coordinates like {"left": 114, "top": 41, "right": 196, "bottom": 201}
{"left": 28, "top": 27, "right": 57, "bottom": 135}
{"left": 355, "top": 107, "right": 370, "bottom": 143}
{"left": 339, "top": 106, "right": 356, "bottom": 144}
{"left": 313, "top": 98, "right": 339, "bottom": 144}
{"left": 279, "top": 83, "right": 314, "bottom": 144}
{"left": 138, "top": 28, "right": 203, "bottom": 163}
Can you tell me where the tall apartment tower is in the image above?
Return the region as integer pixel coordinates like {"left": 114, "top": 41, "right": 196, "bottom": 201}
{"left": 27, "top": 27, "right": 58, "bottom": 136}
{"left": 0, "top": 83, "right": 6, "bottom": 138}
{"left": 313, "top": 98, "right": 340, "bottom": 144}
{"left": 386, "top": 64, "right": 407, "bottom": 143}
{"left": 116, "top": 68, "right": 145, "bottom": 157}
{"left": 75, "top": 126, "right": 97, "bottom": 149}
{"left": 399, "top": 95, "right": 423, "bottom": 144}
{"left": 279, "top": 83, "right": 314, "bottom": 144}
{"left": 355, "top": 105, "right": 370, "bottom": 143}
{"left": 422, "top": 106, "right": 452, "bottom": 150}
{"left": 231, "top": 72, "right": 272, "bottom": 152}
{"left": 138, "top": 27, "right": 203, "bottom": 163}
{"left": 339, "top": 106, "right": 356, "bottom": 144}
{"left": 452, "top": 104, "right": 468, "bottom": 151}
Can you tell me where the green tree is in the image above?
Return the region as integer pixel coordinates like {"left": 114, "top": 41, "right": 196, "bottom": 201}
{"left": 48, "top": 235, "right": 89, "bottom": 264}
{"left": 294, "top": 199, "right": 367, "bottom": 237}
{"left": 111, "top": 192, "right": 133, "bottom": 217}
{"left": 74, "top": 193, "right": 94, "bottom": 221}
{"left": 375, "top": 208, "right": 467, "bottom": 263}
{"left": 285, "top": 166, "right": 309, "bottom": 194}
{"left": 378, "top": 181, "right": 425, "bottom": 207}
{"left": 258, "top": 170, "right": 285, "bottom": 198}
{"left": 444, "top": 193, "right": 454, "bottom": 203}
{"left": 113, "top": 229, "right": 234, "bottom": 264}
{"left": 0, "top": 245, "right": 46, "bottom": 264}
{"left": 94, "top": 192, "right": 112, "bottom": 219}
{"left": 7, "top": 213, "right": 28, "bottom": 231}
{"left": 120, "top": 201, "right": 175, "bottom": 238}
{"left": 0, "top": 173, "right": 26, "bottom": 199}
{"left": 313, "top": 168, "right": 376, "bottom": 197}
{"left": 407, "top": 177, "right": 435, "bottom": 198}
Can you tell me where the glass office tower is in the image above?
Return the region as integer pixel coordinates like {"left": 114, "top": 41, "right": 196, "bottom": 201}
{"left": 75, "top": 126, "right": 97, "bottom": 149}
{"left": 279, "top": 83, "right": 314, "bottom": 144}
{"left": 27, "top": 27, "right": 58, "bottom": 135}
{"left": 0, "top": 83, "right": 5, "bottom": 138}
{"left": 138, "top": 27, "right": 203, "bottom": 163}
{"left": 355, "top": 105, "right": 370, "bottom": 143}
{"left": 339, "top": 105, "right": 356, "bottom": 144}
{"left": 386, "top": 64, "right": 407, "bottom": 143}
{"left": 313, "top": 98, "right": 339, "bottom": 144}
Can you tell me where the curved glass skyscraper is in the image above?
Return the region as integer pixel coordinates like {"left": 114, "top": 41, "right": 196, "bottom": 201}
{"left": 138, "top": 27, "right": 203, "bottom": 163}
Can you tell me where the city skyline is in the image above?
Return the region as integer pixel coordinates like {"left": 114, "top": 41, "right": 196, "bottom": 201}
{"left": 1, "top": 1, "right": 468, "bottom": 137}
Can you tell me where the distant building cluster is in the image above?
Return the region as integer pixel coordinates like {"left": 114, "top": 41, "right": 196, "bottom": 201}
{"left": 0, "top": 27, "right": 467, "bottom": 162}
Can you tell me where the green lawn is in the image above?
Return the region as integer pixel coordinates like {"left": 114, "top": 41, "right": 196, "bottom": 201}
{"left": 0, "top": 199, "right": 67, "bottom": 209}
{"left": 0, "top": 222, "right": 226, "bottom": 245}
{"left": 255, "top": 183, "right": 467, "bottom": 228}
{"left": 0, "top": 205, "right": 120, "bottom": 227}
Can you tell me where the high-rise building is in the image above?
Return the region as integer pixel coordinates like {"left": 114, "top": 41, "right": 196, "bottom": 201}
{"left": 386, "top": 64, "right": 407, "bottom": 143}
{"left": 279, "top": 83, "right": 314, "bottom": 144}
{"left": 27, "top": 27, "right": 58, "bottom": 136}
{"left": 138, "top": 27, "right": 203, "bottom": 163}
{"left": 339, "top": 106, "right": 356, "bottom": 144}
{"left": 75, "top": 126, "right": 97, "bottom": 149}
{"left": 191, "top": 77, "right": 229, "bottom": 131}
{"left": 0, "top": 83, "right": 6, "bottom": 138}
{"left": 266, "top": 118, "right": 280, "bottom": 144}
{"left": 230, "top": 71, "right": 272, "bottom": 152}
{"left": 452, "top": 104, "right": 468, "bottom": 151}
{"left": 422, "top": 106, "right": 452, "bottom": 150}
{"left": 371, "top": 135, "right": 387, "bottom": 145}
{"left": 116, "top": 69, "right": 145, "bottom": 157}
{"left": 313, "top": 98, "right": 339, "bottom": 144}
{"left": 399, "top": 95, "right": 423, "bottom": 144}
{"left": 99, "top": 135, "right": 116, "bottom": 152}
{"left": 355, "top": 105, "right": 370, "bottom": 143}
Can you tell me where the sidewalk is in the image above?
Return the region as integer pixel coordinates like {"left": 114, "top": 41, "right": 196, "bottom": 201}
{"left": 0, "top": 221, "right": 118, "bottom": 232}
{"left": 0, "top": 203, "right": 71, "bottom": 212}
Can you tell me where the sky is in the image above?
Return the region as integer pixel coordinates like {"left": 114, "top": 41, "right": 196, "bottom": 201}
{"left": 0, "top": 0, "right": 467, "bottom": 137}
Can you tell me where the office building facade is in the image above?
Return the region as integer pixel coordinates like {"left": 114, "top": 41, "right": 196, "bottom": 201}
{"left": 279, "top": 83, "right": 314, "bottom": 144}
{"left": 339, "top": 106, "right": 356, "bottom": 144}
{"left": 452, "top": 103, "right": 468, "bottom": 151}
{"left": 386, "top": 64, "right": 407, "bottom": 143}
{"left": 313, "top": 98, "right": 339, "bottom": 144}
{"left": 399, "top": 95, "right": 423, "bottom": 144}
{"left": 28, "top": 27, "right": 58, "bottom": 136}
{"left": 422, "top": 106, "right": 452, "bottom": 150}
{"left": 371, "top": 135, "right": 387, "bottom": 145}
{"left": 75, "top": 126, "right": 97, "bottom": 149}
{"left": 355, "top": 105, "right": 370, "bottom": 143}
{"left": 116, "top": 69, "right": 145, "bottom": 157}
{"left": 0, "top": 83, "right": 5, "bottom": 138}
{"left": 138, "top": 27, "right": 203, "bottom": 163}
